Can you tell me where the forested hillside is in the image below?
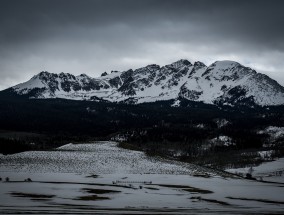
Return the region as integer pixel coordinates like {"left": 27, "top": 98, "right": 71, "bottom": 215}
{"left": 0, "top": 96, "right": 283, "bottom": 168}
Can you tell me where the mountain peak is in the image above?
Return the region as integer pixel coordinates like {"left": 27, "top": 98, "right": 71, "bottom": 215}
{"left": 168, "top": 59, "right": 192, "bottom": 69}
{"left": 32, "top": 71, "right": 58, "bottom": 82}
{"left": 210, "top": 60, "right": 240, "bottom": 69}
{"left": 78, "top": 73, "right": 88, "bottom": 77}
{"left": 5, "top": 59, "right": 284, "bottom": 106}
{"left": 34, "top": 71, "right": 50, "bottom": 78}
{"left": 193, "top": 61, "right": 206, "bottom": 68}
{"left": 146, "top": 64, "right": 160, "bottom": 69}
{"left": 77, "top": 73, "right": 92, "bottom": 80}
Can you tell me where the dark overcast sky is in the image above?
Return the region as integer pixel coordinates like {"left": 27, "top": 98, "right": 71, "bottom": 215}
{"left": 1, "top": 0, "right": 284, "bottom": 89}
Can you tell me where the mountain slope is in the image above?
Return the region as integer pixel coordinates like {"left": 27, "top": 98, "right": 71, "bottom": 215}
{"left": 4, "top": 59, "right": 284, "bottom": 106}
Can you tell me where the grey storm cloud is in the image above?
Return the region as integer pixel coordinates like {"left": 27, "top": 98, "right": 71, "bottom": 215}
{"left": 0, "top": 0, "right": 284, "bottom": 89}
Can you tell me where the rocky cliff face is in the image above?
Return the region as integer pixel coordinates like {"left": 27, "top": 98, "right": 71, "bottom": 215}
{"left": 7, "top": 59, "right": 284, "bottom": 106}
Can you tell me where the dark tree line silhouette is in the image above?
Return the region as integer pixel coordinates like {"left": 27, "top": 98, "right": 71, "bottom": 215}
{"left": 0, "top": 95, "right": 283, "bottom": 168}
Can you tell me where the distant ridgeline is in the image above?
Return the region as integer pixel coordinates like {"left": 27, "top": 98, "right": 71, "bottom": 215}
{"left": 1, "top": 59, "right": 284, "bottom": 107}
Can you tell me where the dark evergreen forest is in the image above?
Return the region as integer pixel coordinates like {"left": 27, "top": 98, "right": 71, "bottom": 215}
{"left": 0, "top": 93, "right": 283, "bottom": 168}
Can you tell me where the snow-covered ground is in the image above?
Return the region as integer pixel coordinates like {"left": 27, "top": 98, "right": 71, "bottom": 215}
{"left": 0, "top": 142, "right": 210, "bottom": 175}
{"left": 259, "top": 126, "right": 284, "bottom": 140}
{"left": 259, "top": 126, "right": 284, "bottom": 147}
{"left": 0, "top": 141, "right": 284, "bottom": 214}
{"left": 227, "top": 157, "right": 284, "bottom": 183}
{"left": 209, "top": 135, "right": 235, "bottom": 147}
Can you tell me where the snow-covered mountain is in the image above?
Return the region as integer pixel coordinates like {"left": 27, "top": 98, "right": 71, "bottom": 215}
{"left": 5, "top": 59, "right": 284, "bottom": 106}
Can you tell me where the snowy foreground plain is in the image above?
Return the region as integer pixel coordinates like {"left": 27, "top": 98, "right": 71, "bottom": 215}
{"left": 0, "top": 142, "right": 284, "bottom": 214}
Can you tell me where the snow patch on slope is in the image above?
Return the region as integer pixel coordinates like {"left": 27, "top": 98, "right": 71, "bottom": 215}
{"left": 13, "top": 75, "right": 46, "bottom": 94}
{"left": 259, "top": 126, "right": 284, "bottom": 141}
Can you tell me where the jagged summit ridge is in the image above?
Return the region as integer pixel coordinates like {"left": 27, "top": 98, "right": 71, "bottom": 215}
{"left": 7, "top": 59, "right": 284, "bottom": 106}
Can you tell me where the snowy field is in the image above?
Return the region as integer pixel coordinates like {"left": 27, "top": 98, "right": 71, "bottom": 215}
{"left": 0, "top": 142, "right": 212, "bottom": 175}
{"left": 0, "top": 142, "right": 284, "bottom": 214}
{"left": 227, "top": 158, "right": 284, "bottom": 183}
